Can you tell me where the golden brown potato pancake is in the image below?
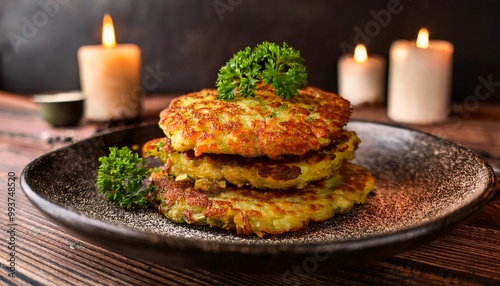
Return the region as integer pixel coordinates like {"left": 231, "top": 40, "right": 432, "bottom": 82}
{"left": 147, "top": 162, "right": 374, "bottom": 237}
{"left": 143, "top": 130, "right": 360, "bottom": 190}
{"left": 158, "top": 84, "right": 351, "bottom": 159}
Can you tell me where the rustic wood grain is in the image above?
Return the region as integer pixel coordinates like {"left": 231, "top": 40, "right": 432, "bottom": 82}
{"left": 0, "top": 94, "right": 498, "bottom": 285}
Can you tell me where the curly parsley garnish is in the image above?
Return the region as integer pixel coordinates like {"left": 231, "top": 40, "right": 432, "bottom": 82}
{"left": 216, "top": 41, "right": 308, "bottom": 100}
{"left": 96, "top": 146, "right": 153, "bottom": 209}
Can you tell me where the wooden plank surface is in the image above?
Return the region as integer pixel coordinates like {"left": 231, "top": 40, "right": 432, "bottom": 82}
{"left": 0, "top": 93, "right": 498, "bottom": 285}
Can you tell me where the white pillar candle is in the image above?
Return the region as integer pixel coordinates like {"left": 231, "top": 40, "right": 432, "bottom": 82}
{"left": 387, "top": 28, "right": 454, "bottom": 124}
{"left": 78, "top": 14, "right": 141, "bottom": 121}
{"left": 338, "top": 44, "right": 385, "bottom": 106}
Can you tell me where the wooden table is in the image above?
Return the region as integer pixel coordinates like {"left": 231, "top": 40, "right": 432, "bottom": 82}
{"left": 1, "top": 91, "right": 499, "bottom": 285}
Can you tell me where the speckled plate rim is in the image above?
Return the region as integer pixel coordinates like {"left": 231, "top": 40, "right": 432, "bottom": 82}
{"left": 20, "top": 120, "right": 497, "bottom": 270}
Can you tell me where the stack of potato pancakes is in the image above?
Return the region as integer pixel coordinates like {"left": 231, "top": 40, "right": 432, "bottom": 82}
{"left": 143, "top": 84, "right": 374, "bottom": 237}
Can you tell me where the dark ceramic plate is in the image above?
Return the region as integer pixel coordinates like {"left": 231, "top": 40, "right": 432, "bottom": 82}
{"left": 21, "top": 121, "right": 496, "bottom": 272}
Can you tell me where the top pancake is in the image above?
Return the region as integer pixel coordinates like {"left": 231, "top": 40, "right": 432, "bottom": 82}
{"left": 159, "top": 84, "right": 351, "bottom": 159}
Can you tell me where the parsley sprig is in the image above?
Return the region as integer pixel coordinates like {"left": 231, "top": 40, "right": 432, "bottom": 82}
{"left": 216, "top": 41, "right": 308, "bottom": 100}
{"left": 96, "top": 146, "right": 153, "bottom": 209}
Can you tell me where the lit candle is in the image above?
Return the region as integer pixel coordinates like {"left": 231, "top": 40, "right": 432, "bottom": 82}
{"left": 387, "top": 28, "right": 454, "bottom": 124}
{"left": 77, "top": 14, "right": 141, "bottom": 121}
{"left": 337, "top": 44, "right": 385, "bottom": 106}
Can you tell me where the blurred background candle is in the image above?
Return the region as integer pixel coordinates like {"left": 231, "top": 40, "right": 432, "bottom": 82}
{"left": 338, "top": 44, "right": 385, "bottom": 106}
{"left": 77, "top": 14, "right": 141, "bottom": 121}
{"left": 387, "top": 28, "right": 454, "bottom": 124}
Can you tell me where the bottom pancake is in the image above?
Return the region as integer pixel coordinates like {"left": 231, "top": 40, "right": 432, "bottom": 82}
{"left": 147, "top": 163, "right": 374, "bottom": 237}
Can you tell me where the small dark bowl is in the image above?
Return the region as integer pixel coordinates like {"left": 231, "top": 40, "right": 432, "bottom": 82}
{"left": 34, "top": 92, "right": 85, "bottom": 127}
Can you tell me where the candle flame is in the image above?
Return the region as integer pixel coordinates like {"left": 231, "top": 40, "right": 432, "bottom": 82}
{"left": 102, "top": 14, "right": 116, "bottom": 49}
{"left": 354, "top": 44, "right": 368, "bottom": 63}
{"left": 416, "top": 28, "right": 429, "bottom": 49}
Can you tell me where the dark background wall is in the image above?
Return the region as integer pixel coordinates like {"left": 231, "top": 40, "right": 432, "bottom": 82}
{"left": 1, "top": 0, "right": 499, "bottom": 103}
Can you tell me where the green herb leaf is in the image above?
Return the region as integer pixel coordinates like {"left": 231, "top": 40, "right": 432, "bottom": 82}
{"left": 216, "top": 41, "right": 307, "bottom": 100}
{"left": 96, "top": 146, "right": 153, "bottom": 209}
